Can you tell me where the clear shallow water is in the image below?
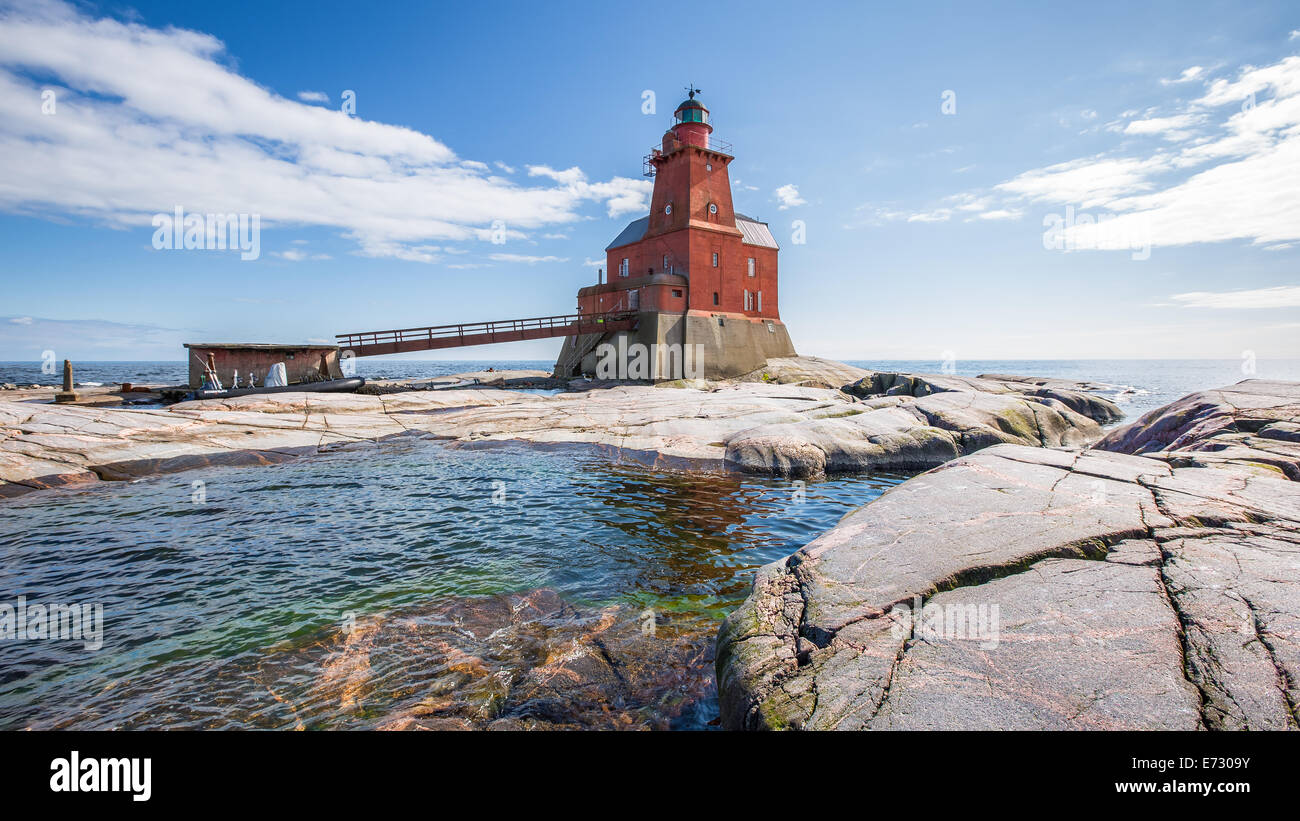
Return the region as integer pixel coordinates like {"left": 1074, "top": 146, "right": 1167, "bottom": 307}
{"left": 0, "top": 438, "right": 902, "bottom": 729}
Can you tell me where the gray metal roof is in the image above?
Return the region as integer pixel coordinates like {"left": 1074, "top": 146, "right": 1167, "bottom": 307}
{"left": 605, "top": 215, "right": 650, "bottom": 251}
{"left": 735, "top": 213, "right": 779, "bottom": 249}
{"left": 605, "top": 212, "right": 779, "bottom": 251}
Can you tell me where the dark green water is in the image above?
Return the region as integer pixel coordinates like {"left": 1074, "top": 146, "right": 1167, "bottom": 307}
{"left": 0, "top": 437, "right": 902, "bottom": 729}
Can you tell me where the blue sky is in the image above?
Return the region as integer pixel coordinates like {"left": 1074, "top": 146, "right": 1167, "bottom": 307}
{"left": 0, "top": 0, "right": 1297, "bottom": 362}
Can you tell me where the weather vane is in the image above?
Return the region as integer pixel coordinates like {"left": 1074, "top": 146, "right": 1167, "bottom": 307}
{"left": 686, "top": 84, "right": 701, "bottom": 99}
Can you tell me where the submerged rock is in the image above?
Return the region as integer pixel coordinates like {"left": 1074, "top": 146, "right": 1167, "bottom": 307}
{"left": 311, "top": 589, "right": 716, "bottom": 730}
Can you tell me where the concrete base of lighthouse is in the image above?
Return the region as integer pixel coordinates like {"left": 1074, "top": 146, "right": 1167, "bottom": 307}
{"left": 553, "top": 310, "right": 796, "bottom": 381}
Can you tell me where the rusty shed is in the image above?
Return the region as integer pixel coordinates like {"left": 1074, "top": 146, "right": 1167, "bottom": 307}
{"left": 183, "top": 343, "right": 344, "bottom": 388}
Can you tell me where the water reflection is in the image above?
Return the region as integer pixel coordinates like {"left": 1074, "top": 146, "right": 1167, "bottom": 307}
{"left": 0, "top": 439, "right": 902, "bottom": 729}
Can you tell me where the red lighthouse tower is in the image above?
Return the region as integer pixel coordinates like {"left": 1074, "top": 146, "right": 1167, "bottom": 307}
{"left": 556, "top": 89, "right": 797, "bottom": 379}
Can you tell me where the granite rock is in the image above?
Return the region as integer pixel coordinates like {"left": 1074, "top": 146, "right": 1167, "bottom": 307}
{"left": 716, "top": 443, "right": 1300, "bottom": 730}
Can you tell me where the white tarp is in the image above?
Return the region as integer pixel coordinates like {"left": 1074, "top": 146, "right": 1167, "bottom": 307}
{"left": 263, "top": 362, "right": 288, "bottom": 387}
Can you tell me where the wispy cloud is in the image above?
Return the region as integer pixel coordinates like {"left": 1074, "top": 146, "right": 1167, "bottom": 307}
{"left": 273, "top": 248, "right": 331, "bottom": 261}
{"left": 1122, "top": 113, "right": 1205, "bottom": 140}
{"left": 0, "top": 315, "right": 191, "bottom": 358}
{"left": 976, "top": 208, "right": 1022, "bottom": 221}
{"left": 488, "top": 253, "right": 568, "bottom": 264}
{"left": 990, "top": 56, "right": 1300, "bottom": 250}
{"left": 1160, "top": 65, "right": 1205, "bottom": 86}
{"left": 1169, "top": 285, "right": 1300, "bottom": 308}
{"left": 297, "top": 90, "right": 329, "bottom": 103}
{"left": 0, "top": 1, "right": 650, "bottom": 262}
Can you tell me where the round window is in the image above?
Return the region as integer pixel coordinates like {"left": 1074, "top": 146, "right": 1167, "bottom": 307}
{"left": 664, "top": 204, "right": 672, "bottom": 215}
{"left": 708, "top": 203, "right": 718, "bottom": 214}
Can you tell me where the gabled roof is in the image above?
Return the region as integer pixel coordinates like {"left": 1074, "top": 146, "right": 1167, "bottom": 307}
{"left": 735, "top": 213, "right": 779, "bottom": 249}
{"left": 605, "top": 216, "right": 650, "bottom": 251}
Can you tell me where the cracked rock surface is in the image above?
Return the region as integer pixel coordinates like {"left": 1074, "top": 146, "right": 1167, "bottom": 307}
{"left": 0, "top": 365, "right": 1117, "bottom": 498}
{"left": 717, "top": 379, "right": 1300, "bottom": 730}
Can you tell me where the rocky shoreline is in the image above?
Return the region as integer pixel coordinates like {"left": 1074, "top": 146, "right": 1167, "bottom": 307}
{"left": 0, "top": 356, "right": 1118, "bottom": 498}
{"left": 716, "top": 379, "right": 1300, "bottom": 730}
{"left": 10, "top": 358, "right": 1294, "bottom": 732}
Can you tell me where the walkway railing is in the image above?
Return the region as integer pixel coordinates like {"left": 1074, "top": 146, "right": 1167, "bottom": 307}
{"left": 336, "top": 310, "right": 637, "bottom": 357}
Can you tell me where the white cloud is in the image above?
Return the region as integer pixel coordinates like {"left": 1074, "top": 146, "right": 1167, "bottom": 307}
{"left": 1290, "top": 30, "right": 1299, "bottom": 41}
{"left": 906, "top": 209, "right": 951, "bottom": 223}
{"left": 297, "top": 90, "right": 329, "bottom": 103}
{"left": 774, "top": 184, "right": 806, "bottom": 210}
{"left": 0, "top": 1, "right": 650, "bottom": 262}
{"left": 1169, "top": 285, "right": 1300, "bottom": 308}
{"left": 976, "top": 208, "right": 1022, "bottom": 221}
{"left": 488, "top": 253, "right": 567, "bottom": 264}
{"left": 858, "top": 56, "right": 1300, "bottom": 253}
{"left": 1122, "top": 113, "right": 1204, "bottom": 140}
{"left": 526, "top": 165, "right": 651, "bottom": 217}
{"left": 996, "top": 155, "right": 1168, "bottom": 207}
{"left": 9, "top": 316, "right": 33, "bottom": 324}
{"left": 274, "top": 249, "right": 330, "bottom": 261}
{"left": 951, "top": 194, "right": 991, "bottom": 212}
{"left": 1160, "top": 66, "right": 1205, "bottom": 86}
{"left": 986, "top": 56, "right": 1300, "bottom": 251}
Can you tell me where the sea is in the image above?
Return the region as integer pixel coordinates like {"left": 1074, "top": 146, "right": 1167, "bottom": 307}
{"left": 3, "top": 357, "right": 1296, "bottom": 420}
{"left": 0, "top": 357, "right": 1296, "bottom": 729}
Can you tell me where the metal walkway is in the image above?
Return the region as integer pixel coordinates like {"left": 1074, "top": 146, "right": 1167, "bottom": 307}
{"left": 336, "top": 310, "right": 636, "bottom": 357}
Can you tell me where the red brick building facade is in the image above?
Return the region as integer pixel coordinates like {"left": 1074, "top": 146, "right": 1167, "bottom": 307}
{"left": 559, "top": 92, "right": 796, "bottom": 379}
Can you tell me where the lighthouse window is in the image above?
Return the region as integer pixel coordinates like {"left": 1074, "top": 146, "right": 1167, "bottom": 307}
{"left": 663, "top": 254, "right": 670, "bottom": 271}
{"left": 758, "top": 291, "right": 763, "bottom": 312}
{"left": 712, "top": 292, "right": 719, "bottom": 306}
{"left": 672, "top": 289, "right": 683, "bottom": 298}
{"left": 711, "top": 252, "right": 718, "bottom": 267}
{"left": 619, "top": 258, "right": 629, "bottom": 277}
{"left": 747, "top": 257, "right": 755, "bottom": 277}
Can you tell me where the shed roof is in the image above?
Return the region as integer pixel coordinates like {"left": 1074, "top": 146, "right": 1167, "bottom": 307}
{"left": 735, "top": 213, "right": 779, "bottom": 249}
{"left": 185, "top": 343, "right": 339, "bottom": 351}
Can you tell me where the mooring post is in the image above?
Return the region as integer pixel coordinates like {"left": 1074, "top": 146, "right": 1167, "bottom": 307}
{"left": 55, "top": 359, "right": 78, "bottom": 404}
